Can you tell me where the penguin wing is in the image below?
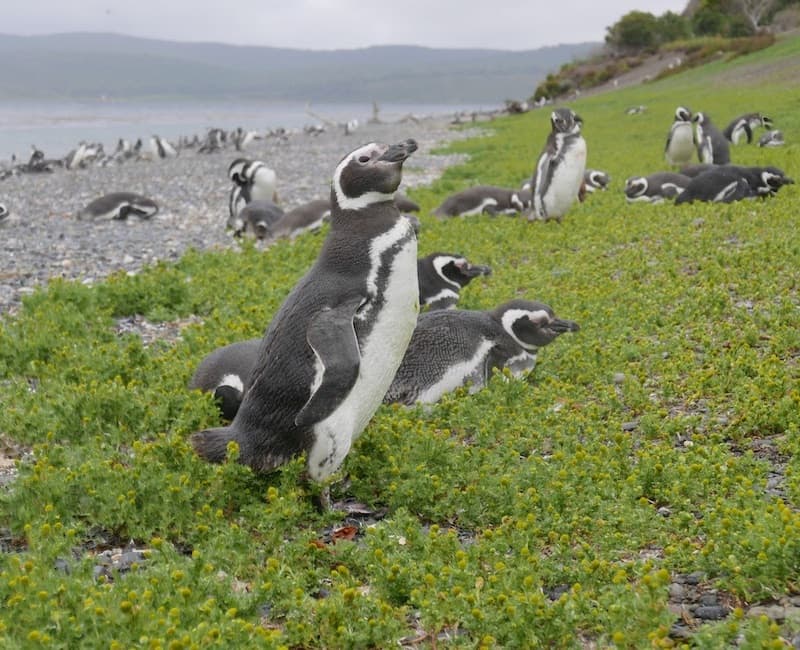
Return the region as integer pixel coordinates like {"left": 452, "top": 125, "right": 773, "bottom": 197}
{"left": 294, "top": 295, "right": 364, "bottom": 428}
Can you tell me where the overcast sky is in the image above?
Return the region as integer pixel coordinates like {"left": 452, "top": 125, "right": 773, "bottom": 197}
{"left": 7, "top": 1, "right": 688, "bottom": 50}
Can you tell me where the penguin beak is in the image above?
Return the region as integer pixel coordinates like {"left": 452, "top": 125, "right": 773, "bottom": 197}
{"left": 574, "top": 114, "right": 583, "bottom": 125}
{"left": 463, "top": 263, "right": 492, "bottom": 278}
{"left": 549, "top": 318, "right": 580, "bottom": 333}
{"left": 783, "top": 176, "right": 795, "bottom": 184}
{"left": 379, "top": 139, "right": 418, "bottom": 163}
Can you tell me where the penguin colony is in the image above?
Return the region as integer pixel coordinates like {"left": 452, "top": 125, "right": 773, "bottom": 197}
{"left": 624, "top": 105, "right": 791, "bottom": 205}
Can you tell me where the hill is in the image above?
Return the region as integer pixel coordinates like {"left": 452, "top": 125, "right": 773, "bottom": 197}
{"left": 0, "top": 32, "right": 598, "bottom": 103}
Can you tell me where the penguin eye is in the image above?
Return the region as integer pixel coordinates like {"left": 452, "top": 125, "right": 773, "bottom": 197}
{"left": 358, "top": 155, "right": 371, "bottom": 164}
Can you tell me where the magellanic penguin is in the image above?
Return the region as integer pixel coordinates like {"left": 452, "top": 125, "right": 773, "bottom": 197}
{"left": 191, "top": 139, "right": 420, "bottom": 484}
{"left": 433, "top": 185, "right": 528, "bottom": 217}
{"left": 384, "top": 300, "right": 579, "bottom": 406}
{"left": 394, "top": 192, "right": 420, "bottom": 213}
{"left": 264, "top": 198, "right": 332, "bottom": 241}
{"left": 624, "top": 173, "right": 691, "bottom": 203}
{"left": 693, "top": 112, "right": 730, "bottom": 165}
{"left": 228, "top": 158, "right": 279, "bottom": 229}
{"left": 664, "top": 106, "right": 695, "bottom": 167}
{"left": 759, "top": 130, "right": 784, "bottom": 147}
{"left": 189, "top": 339, "right": 261, "bottom": 420}
{"left": 417, "top": 253, "right": 492, "bottom": 310}
{"left": 723, "top": 112, "right": 773, "bottom": 144}
{"left": 232, "top": 200, "right": 286, "bottom": 239}
{"left": 675, "top": 165, "right": 794, "bottom": 205}
{"left": 583, "top": 169, "right": 610, "bottom": 193}
{"left": 0, "top": 203, "right": 9, "bottom": 223}
{"left": 528, "top": 107, "right": 587, "bottom": 222}
{"left": 77, "top": 192, "right": 159, "bottom": 220}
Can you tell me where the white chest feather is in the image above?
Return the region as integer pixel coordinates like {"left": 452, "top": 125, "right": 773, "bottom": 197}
{"left": 666, "top": 123, "right": 694, "bottom": 163}
{"left": 541, "top": 136, "right": 586, "bottom": 219}
{"left": 308, "top": 218, "right": 419, "bottom": 479}
{"left": 417, "top": 338, "right": 495, "bottom": 404}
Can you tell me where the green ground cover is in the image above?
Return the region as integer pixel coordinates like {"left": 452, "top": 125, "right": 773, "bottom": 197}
{"left": 1, "top": 36, "right": 799, "bottom": 648}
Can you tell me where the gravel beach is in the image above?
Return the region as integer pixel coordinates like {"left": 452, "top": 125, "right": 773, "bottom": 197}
{"left": 0, "top": 117, "right": 480, "bottom": 316}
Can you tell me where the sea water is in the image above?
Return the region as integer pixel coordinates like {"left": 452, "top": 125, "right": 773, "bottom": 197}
{"left": 0, "top": 99, "right": 490, "bottom": 161}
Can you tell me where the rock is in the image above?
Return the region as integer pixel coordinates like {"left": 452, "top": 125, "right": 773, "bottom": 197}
{"left": 613, "top": 373, "right": 626, "bottom": 384}
{"left": 668, "top": 583, "right": 685, "bottom": 601}
{"left": 693, "top": 605, "right": 729, "bottom": 620}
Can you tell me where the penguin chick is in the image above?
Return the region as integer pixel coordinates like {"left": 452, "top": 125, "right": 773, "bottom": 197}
{"left": 384, "top": 300, "right": 579, "bottom": 406}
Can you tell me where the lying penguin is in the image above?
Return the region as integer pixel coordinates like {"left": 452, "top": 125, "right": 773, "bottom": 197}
{"left": 77, "top": 192, "right": 159, "bottom": 220}
{"left": 417, "top": 252, "right": 492, "bottom": 310}
{"left": 433, "top": 185, "right": 529, "bottom": 217}
{"left": 675, "top": 165, "right": 793, "bottom": 205}
{"left": 624, "top": 173, "right": 691, "bottom": 203}
{"left": 229, "top": 200, "right": 285, "bottom": 238}
{"left": 0, "top": 203, "right": 8, "bottom": 223}
{"left": 759, "top": 130, "right": 784, "bottom": 148}
{"left": 583, "top": 169, "right": 610, "bottom": 193}
{"left": 384, "top": 300, "right": 579, "bottom": 406}
{"left": 191, "top": 139, "right": 420, "bottom": 488}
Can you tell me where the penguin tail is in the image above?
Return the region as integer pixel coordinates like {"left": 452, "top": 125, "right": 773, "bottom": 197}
{"left": 191, "top": 427, "right": 238, "bottom": 463}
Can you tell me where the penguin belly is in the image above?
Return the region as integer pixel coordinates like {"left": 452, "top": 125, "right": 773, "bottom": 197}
{"left": 667, "top": 125, "right": 694, "bottom": 165}
{"left": 543, "top": 140, "right": 586, "bottom": 219}
{"left": 307, "top": 219, "right": 419, "bottom": 480}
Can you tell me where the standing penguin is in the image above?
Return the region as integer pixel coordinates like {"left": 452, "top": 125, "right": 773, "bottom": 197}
{"left": 723, "top": 113, "right": 772, "bottom": 144}
{"left": 693, "top": 112, "right": 730, "bottom": 165}
{"left": 228, "top": 158, "right": 279, "bottom": 229}
{"left": 664, "top": 106, "right": 695, "bottom": 167}
{"left": 192, "top": 139, "right": 420, "bottom": 486}
{"left": 384, "top": 300, "right": 579, "bottom": 406}
{"left": 528, "top": 107, "right": 587, "bottom": 222}
{"left": 417, "top": 253, "right": 492, "bottom": 310}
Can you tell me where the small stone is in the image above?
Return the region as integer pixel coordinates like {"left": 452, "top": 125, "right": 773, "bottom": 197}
{"left": 668, "top": 583, "right": 685, "bottom": 600}
{"left": 747, "top": 604, "right": 785, "bottom": 621}
{"left": 658, "top": 506, "right": 672, "bottom": 518}
{"left": 613, "top": 373, "right": 626, "bottom": 385}
{"left": 679, "top": 571, "right": 704, "bottom": 585}
{"left": 698, "top": 593, "right": 719, "bottom": 606}
{"left": 622, "top": 421, "right": 638, "bottom": 432}
{"left": 669, "top": 622, "right": 692, "bottom": 640}
{"left": 122, "top": 254, "right": 135, "bottom": 265}
{"left": 693, "top": 605, "right": 729, "bottom": 620}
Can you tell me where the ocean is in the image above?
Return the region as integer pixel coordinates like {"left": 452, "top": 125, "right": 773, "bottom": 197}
{"left": 0, "top": 99, "right": 491, "bottom": 161}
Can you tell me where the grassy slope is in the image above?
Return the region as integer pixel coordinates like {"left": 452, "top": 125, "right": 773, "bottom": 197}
{"left": 1, "top": 36, "right": 799, "bottom": 648}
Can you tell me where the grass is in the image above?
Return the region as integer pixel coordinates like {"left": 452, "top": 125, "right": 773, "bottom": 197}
{"left": 1, "top": 35, "right": 800, "bottom": 648}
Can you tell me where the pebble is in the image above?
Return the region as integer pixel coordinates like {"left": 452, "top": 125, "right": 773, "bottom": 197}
{"left": 692, "top": 605, "right": 729, "bottom": 620}
{"left": 0, "top": 118, "right": 478, "bottom": 316}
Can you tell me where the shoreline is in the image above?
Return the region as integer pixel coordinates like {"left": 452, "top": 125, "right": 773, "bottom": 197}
{"left": 0, "top": 116, "right": 485, "bottom": 316}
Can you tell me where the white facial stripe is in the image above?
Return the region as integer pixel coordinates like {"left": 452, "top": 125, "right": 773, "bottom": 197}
{"left": 423, "top": 288, "right": 460, "bottom": 306}
{"left": 501, "top": 308, "right": 549, "bottom": 350}
{"left": 217, "top": 374, "right": 244, "bottom": 394}
{"left": 417, "top": 338, "right": 495, "bottom": 403}
{"left": 432, "top": 256, "right": 462, "bottom": 287}
{"left": 332, "top": 143, "right": 395, "bottom": 211}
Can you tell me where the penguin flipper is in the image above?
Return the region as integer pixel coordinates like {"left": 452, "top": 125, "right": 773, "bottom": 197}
{"left": 294, "top": 296, "right": 364, "bottom": 428}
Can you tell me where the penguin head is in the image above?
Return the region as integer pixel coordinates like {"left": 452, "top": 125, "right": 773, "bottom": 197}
{"left": 550, "top": 108, "right": 582, "bottom": 135}
{"left": 675, "top": 106, "right": 692, "bottom": 122}
{"left": 586, "top": 170, "right": 610, "bottom": 190}
{"left": 760, "top": 167, "right": 793, "bottom": 194}
{"left": 430, "top": 253, "right": 492, "bottom": 288}
{"left": 495, "top": 300, "right": 580, "bottom": 350}
{"left": 761, "top": 115, "right": 774, "bottom": 129}
{"left": 0, "top": 203, "right": 9, "bottom": 221}
{"left": 332, "top": 139, "right": 418, "bottom": 212}
{"left": 517, "top": 188, "right": 533, "bottom": 209}
{"left": 692, "top": 112, "right": 709, "bottom": 126}
{"left": 624, "top": 176, "right": 648, "bottom": 199}
{"left": 228, "top": 158, "right": 250, "bottom": 185}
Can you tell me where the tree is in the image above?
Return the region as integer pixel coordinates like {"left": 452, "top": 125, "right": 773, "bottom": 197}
{"left": 736, "top": 0, "right": 777, "bottom": 29}
{"left": 656, "top": 12, "right": 693, "bottom": 42}
{"left": 606, "top": 11, "right": 661, "bottom": 52}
